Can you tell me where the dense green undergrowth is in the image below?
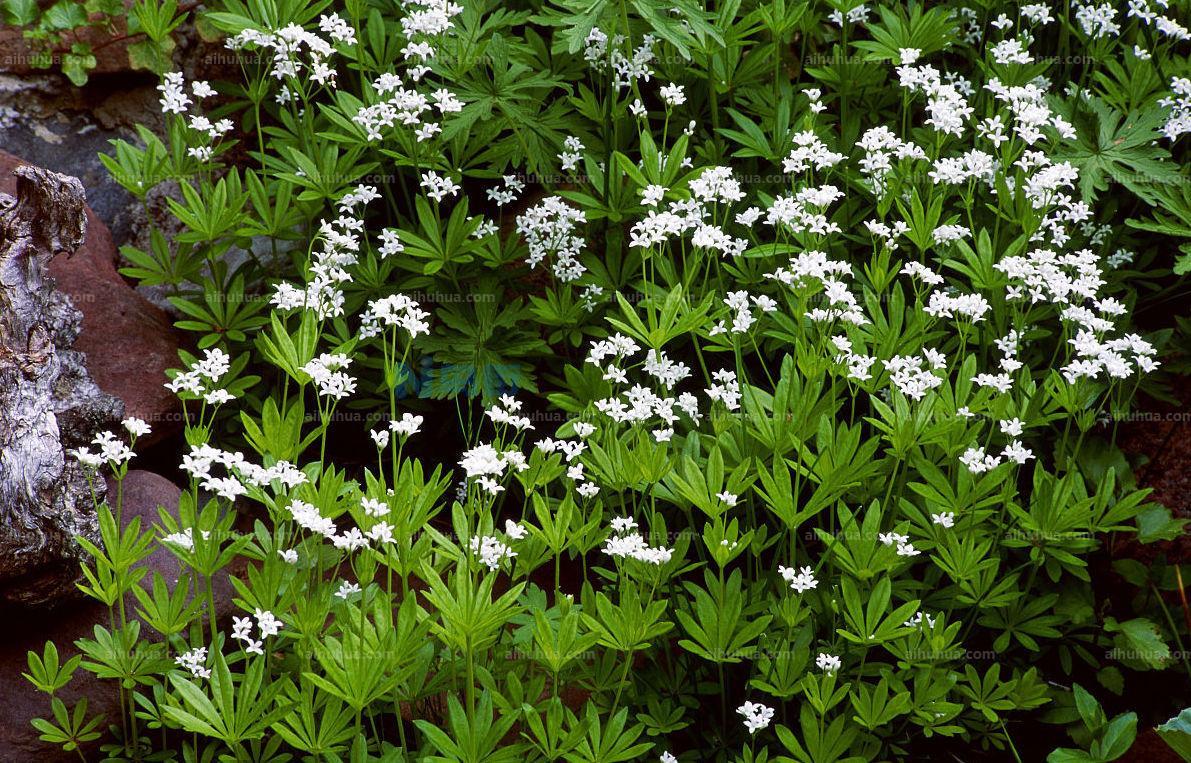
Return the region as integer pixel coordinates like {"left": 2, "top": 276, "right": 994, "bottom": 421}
{"left": 21, "top": 0, "right": 1191, "bottom": 760}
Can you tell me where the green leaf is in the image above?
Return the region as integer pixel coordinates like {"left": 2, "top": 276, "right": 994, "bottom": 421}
{"left": 3, "top": 0, "right": 38, "bottom": 26}
{"left": 1158, "top": 708, "right": 1191, "bottom": 762}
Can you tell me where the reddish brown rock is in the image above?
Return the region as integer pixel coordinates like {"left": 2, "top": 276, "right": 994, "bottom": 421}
{"left": 0, "top": 18, "right": 133, "bottom": 78}
{"left": 1, "top": 150, "right": 182, "bottom": 444}
{"left": 0, "top": 470, "right": 244, "bottom": 761}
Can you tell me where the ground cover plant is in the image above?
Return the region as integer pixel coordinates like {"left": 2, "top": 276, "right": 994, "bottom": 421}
{"left": 21, "top": 0, "right": 1191, "bottom": 760}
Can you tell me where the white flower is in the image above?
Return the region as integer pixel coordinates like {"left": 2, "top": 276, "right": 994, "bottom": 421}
{"left": 736, "top": 702, "right": 774, "bottom": 734}
{"left": 470, "top": 535, "right": 516, "bottom": 570}
{"left": 660, "top": 83, "right": 686, "bottom": 106}
{"left": 390, "top": 413, "right": 424, "bottom": 437}
{"left": 960, "top": 446, "right": 1002, "bottom": 473}
{"left": 816, "top": 652, "right": 842, "bottom": 673}
{"left": 999, "top": 418, "right": 1024, "bottom": 437}
{"left": 779, "top": 565, "right": 819, "bottom": 593}
{"left": 505, "top": 520, "right": 527, "bottom": 540}
{"left": 334, "top": 581, "right": 361, "bottom": 600}
{"left": 611, "top": 516, "right": 638, "bottom": 534}
{"left": 1003, "top": 440, "right": 1035, "bottom": 464}
{"left": 255, "top": 609, "right": 282, "bottom": 638}
{"left": 931, "top": 512, "right": 955, "bottom": 528}
{"left": 73, "top": 447, "right": 104, "bottom": 469}
{"left": 278, "top": 549, "right": 298, "bottom": 564}
{"left": 123, "top": 417, "right": 152, "bottom": 438}
{"left": 158, "top": 72, "right": 191, "bottom": 114}
{"left": 191, "top": 80, "right": 216, "bottom": 98}
{"left": 231, "top": 616, "right": 253, "bottom": 641}
{"left": 366, "top": 522, "right": 395, "bottom": 545}
{"left": 359, "top": 294, "right": 431, "bottom": 339}
{"left": 175, "top": 646, "right": 210, "bottom": 679}
{"left": 419, "top": 171, "right": 460, "bottom": 201}
{"left": 302, "top": 353, "right": 356, "bottom": 399}
{"left": 516, "top": 197, "right": 587, "bottom": 282}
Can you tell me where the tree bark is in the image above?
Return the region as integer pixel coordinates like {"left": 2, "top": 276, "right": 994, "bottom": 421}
{"left": 0, "top": 164, "right": 122, "bottom": 608}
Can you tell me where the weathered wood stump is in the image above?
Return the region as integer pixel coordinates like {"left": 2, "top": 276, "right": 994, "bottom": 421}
{"left": 0, "top": 164, "right": 121, "bottom": 607}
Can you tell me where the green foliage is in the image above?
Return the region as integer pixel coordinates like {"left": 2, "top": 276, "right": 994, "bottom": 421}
{"left": 26, "top": 0, "right": 1191, "bottom": 760}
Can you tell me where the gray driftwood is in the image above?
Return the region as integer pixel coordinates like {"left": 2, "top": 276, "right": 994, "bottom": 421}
{"left": 0, "top": 164, "right": 122, "bottom": 607}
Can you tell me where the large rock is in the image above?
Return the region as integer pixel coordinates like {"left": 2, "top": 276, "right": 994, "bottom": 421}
{"left": 0, "top": 162, "right": 120, "bottom": 606}
{"left": 0, "top": 150, "right": 183, "bottom": 444}
{"left": 0, "top": 19, "right": 134, "bottom": 78}
{"left": 0, "top": 470, "right": 246, "bottom": 762}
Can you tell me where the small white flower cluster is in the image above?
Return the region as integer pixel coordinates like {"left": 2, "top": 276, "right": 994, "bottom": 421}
{"left": 1074, "top": 2, "right": 1121, "bottom": 38}
{"left": 603, "top": 517, "right": 674, "bottom": 565}
{"left": 929, "top": 149, "right": 998, "bottom": 187}
{"left": 736, "top": 701, "right": 775, "bottom": 734}
{"left": 469, "top": 524, "right": 522, "bottom": 571}
{"left": 535, "top": 427, "right": 600, "bottom": 497}
{"left": 582, "top": 28, "right": 657, "bottom": 89}
{"left": 766, "top": 249, "right": 867, "bottom": 326}
{"left": 816, "top": 652, "right": 842, "bottom": 673}
{"left": 1128, "top": 0, "right": 1190, "bottom": 41}
{"left": 832, "top": 336, "right": 877, "bottom": 382}
{"left": 181, "top": 444, "right": 307, "bottom": 501}
{"left": 985, "top": 79, "right": 1076, "bottom": 147}
{"left": 157, "top": 72, "right": 234, "bottom": 162}
{"left": 175, "top": 646, "right": 210, "bottom": 679}
{"left": 486, "top": 395, "right": 534, "bottom": 431}
{"left": 898, "top": 60, "right": 974, "bottom": 137}
{"left": 359, "top": 293, "right": 431, "bottom": 339}
{"left": 706, "top": 369, "right": 742, "bottom": 411}
{"left": 709, "top": 290, "right": 777, "bottom": 336}
{"left": 827, "top": 4, "right": 869, "bottom": 25}
{"left": 690, "top": 166, "right": 745, "bottom": 205}
{"left": 231, "top": 609, "right": 283, "bottom": 655}
{"left": 353, "top": 74, "right": 463, "bottom": 142}
{"left": 879, "top": 531, "right": 921, "bottom": 557}
{"left": 630, "top": 167, "right": 750, "bottom": 257}
{"left": 291, "top": 499, "right": 338, "bottom": 538}
{"left": 660, "top": 83, "right": 686, "bottom": 107}
{"left": 272, "top": 186, "right": 381, "bottom": 318}
{"left": 782, "top": 131, "right": 845, "bottom": 174}
{"left": 923, "top": 291, "right": 991, "bottom": 323}
{"left": 990, "top": 38, "right": 1033, "bottom": 66}
{"left": 866, "top": 219, "right": 909, "bottom": 250}
{"left": 765, "top": 185, "right": 844, "bottom": 236}
{"left": 585, "top": 334, "right": 705, "bottom": 436}
{"left": 486, "top": 174, "right": 525, "bottom": 207}
{"left": 778, "top": 564, "right": 819, "bottom": 593}
{"left": 226, "top": 16, "right": 348, "bottom": 85}
{"left": 900, "top": 261, "right": 944, "bottom": 287}
{"left": 932, "top": 512, "right": 955, "bottom": 528}
{"left": 959, "top": 446, "right": 1002, "bottom": 474}
{"left": 1160, "top": 76, "right": 1191, "bottom": 141}
{"left": 883, "top": 353, "right": 946, "bottom": 401}
{"left": 161, "top": 527, "right": 209, "bottom": 551}
{"left": 904, "top": 610, "right": 938, "bottom": 628}
{"left": 516, "top": 196, "right": 588, "bottom": 282}
{"left": 458, "top": 443, "right": 528, "bottom": 495}
{"left": 1063, "top": 330, "right": 1158, "bottom": 383}
{"left": 420, "top": 171, "right": 461, "bottom": 201}
{"left": 302, "top": 353, "right": 356, "bottom": 400}
{"left": 73, "top": 427, "right": 137, "bottom": 470}
{"left": 857, "top": 125, "right": 926, "bottom": 196}
{"left": 165, "top": 347, "right": 236, "bottom": 404}
{"left": 390, "top": 413, "right": 425, "bottom": 440}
